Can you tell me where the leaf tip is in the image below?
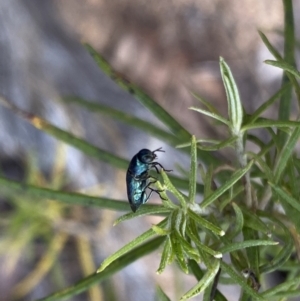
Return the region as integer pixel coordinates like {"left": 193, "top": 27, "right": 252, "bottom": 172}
{"left": 96, "top": 267, "right": 103, "bottom": 273}
{"left": 214, "top": 253, "right": 223, "bottom": 258}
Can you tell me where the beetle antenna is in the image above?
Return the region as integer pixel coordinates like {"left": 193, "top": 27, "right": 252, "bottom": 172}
{"left": 152, "top": 147, "right": 165, "bottom": 154}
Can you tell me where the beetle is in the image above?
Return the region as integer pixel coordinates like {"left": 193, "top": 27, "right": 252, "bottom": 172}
{"left": 126, "top": 148, "right": 170, "bottom": 212}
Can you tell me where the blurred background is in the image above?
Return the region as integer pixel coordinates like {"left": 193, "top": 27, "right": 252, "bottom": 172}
{"left": 0, "top": 0, "right": 297, "bottom": 300}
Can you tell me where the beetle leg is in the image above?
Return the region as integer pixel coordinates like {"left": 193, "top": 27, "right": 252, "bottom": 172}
{"left": 142, "top": 187, "right": 166, "bottom": 204}
{"left": 148, "top": 187, "right": 167, "bottom": 200}
{"left": 143, "top": 180, "right": 166, "bottom": 200}
{"left": 150, "top": 162, "right": 172, "bottom": 173}
{"left": 151, "top": 164, "right": 160, "bottom": 174}
{"left": 142, "top": 189, "right": 153, "bottom": 204}
{"left": 147, "top": 177, "right": 158, "bottom": 184}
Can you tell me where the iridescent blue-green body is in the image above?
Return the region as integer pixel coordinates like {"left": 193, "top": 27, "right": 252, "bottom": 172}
{"left": 126, "top": 148, "right": 168, "bottom": 212}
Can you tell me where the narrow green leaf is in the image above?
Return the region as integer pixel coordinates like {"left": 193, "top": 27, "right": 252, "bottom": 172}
{"left": 170, "top": 233, "right": 189, "bottom": 274}
{"left": 97, "top": 218, "right": 168, "bottom": 272}
{"left": 174, "top": 230, "right": 200, "bottom": 257}
{"left": 189, "top": 135, "right": 197, "bottom": 204}
{"left": 220, "top": 262, "right": 265, "bottom": 300}
{"left": 293, "top": 157, "right": 300, "bottom": 173}
{"left": 188, "top": 209, "right": 225, "bottom": 237}
{"left": 177, "top": 138, "right": 220, "bottom": 149}
{"left": 278, "top": 198, "right": 300, "bottom": 234}
{"left": 170, "top": 209, "right": 183, "bottom": 232}
{"left": 62, "top": 96, "right": 179, "bottom": 145}
{"left": 157, "top": 237, "right": 173, "bottom": 274}
{"left": 258, "top": 31, "right": 283, "bottom": 60}
{"left": 219, "top": 57, "right": 243, "bottom": 134}
{"left": 270, "top": 161, "right": 300, "bottom": 233}
{"left": 113, "top": 206, "right": 171, "bottom": 225}
{"left": 173, "top": 178, "right": 204, "bottom": 200}
{"left": 203, "top": 267, "right": 222, "bottom": 301}
{"left": 203, "top": 165, "right": 214, "bottom": 199}
{"left": 247, "top": 152, "right": 273, "bottom": 181}
{"left": 197, "top": 136, "right": 237, "bottom": 151}
{"left": 247, "top": 84, "right": 291, "bottom": 124}
{"left": 188, "top": 260, "right": 228, "bottom": 301}
{"left": 36, "top": 237, "right": 164, "bottom": 301}
{"left": 0, "top": 176, "right": 130, "bottom": 211}
{"left": 219, "top": 185, "right": 244, "bottom": 211}
{"left": 287, "top": 158, "right": 298, "bottom": 196}
{"left": 188, "top": 220, "right": 211, "bottom": 267}
{"left": 265, "top": 59, "right": 300, "bottom": 78}
{"left": 0, "top": 98, "right": 129, "bottom": 169}
{"left": 201, "top": 160, "right": 253, "bottom": 208}
{"left": 242, "top": 120, "right": 300, "bottom": 131}
{"left": 159, "top": 174, "right": 203, "bottom": 200}
{"left": 186, "top": 225, "right": 222, "bottom": 258}
{"left": 273, "top": 127, "right": 300, "bottom": 183}
{"left": 241, "top": 208, "right": 270, "bottom": 235}
{"left": 156, "top": 286, "right": 172, "bottom": 301}
{"left": 189, "top": 106, "right": 230, "bottom": 125}
{"left": 247, "top": 134, "right": 266, "bottom": 150}
{"left": 269, "top": 182, "right": 300, "bottom": 212}
{"left": 243, "top": 227, "right": 260, "bottom": 278}
{"left": 198, "top": 163, "right": 206, "bottom": 187}
{"left": 160, "top": 170, "right": 187, "bottom": 209}
{"left": 178, "top": 212, "right": 187, "bottom": 237}
{"left": 152, "top": 225, "right": 171, "bottom": 236}
{"left": 280, "top": 0, "right": 295, "bottom": 66}
{"left": 258, "top": 211, "right": 294, "bottom": 273}
{"left": 188, "top": 259, "right": 204, "bottom": 280}
{"left": 265, "top": 127, "right": 282, "bottom": 152}
{"left": 182, "top": 247, "right": 201, "bottom": 263}
{"left": 277, "top": 0, "right": 295, "bottom": 144}
{"left": 210, "top": 213, "right": 249, "bottom": 272}
{"left": 84, "top": 43, "right": 113, "bottom": 75}
{"left": 180, "top": 259, "right": 220, "bottom": 300}
{"left": 261, "top": 276, "right": 300, "bottom": 297}
{"left": 84, "top": 44, "right": 191, "bottom": 141}
{"left": 0, "top": 173, "right": 184, "bottom": 215}
{"left": 191, "top": 91, "right": 222, "bottom": 115}
{"left": 228, "top": 203, "right": 244, "bottom": 239}
{"left": 259, "top": 239, "right": 293, "bottom": 274}
{"left": 270, "top": 290, "right": 300, "bottom": 298}
{"left": 219, "top": 240, "right": 277, "bottom": 254}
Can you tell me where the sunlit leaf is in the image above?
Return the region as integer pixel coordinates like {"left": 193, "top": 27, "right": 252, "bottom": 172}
{"left": 189, "top": 135, "right": 197, "bottom": 204}
{"left": 180, "top": 259, "right": 220, "bottom": 300}
{"left": 220, "top": 57, "right": 243, "bottom": 134}
{"left": 97, "top": 218, "right": 168, "bottom": 272}
{"left": 201, "top": 160, "right": 253, "bottom": 208}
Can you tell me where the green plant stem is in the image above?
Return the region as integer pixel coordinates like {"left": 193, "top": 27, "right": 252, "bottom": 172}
{"left": 235, "top": 133, "right": 252, "bottom": 208}
{"left": 278, "top": 0, "right": 295, "bottom": 145}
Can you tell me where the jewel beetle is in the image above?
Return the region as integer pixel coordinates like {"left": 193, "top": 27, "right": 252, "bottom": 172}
{"left": 126, "top": 147, "right": 170, "bottom": 212}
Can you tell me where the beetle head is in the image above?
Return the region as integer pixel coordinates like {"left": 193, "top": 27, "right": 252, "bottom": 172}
{"left": 137, "top": 147, "right": 164, "bottom": 163}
